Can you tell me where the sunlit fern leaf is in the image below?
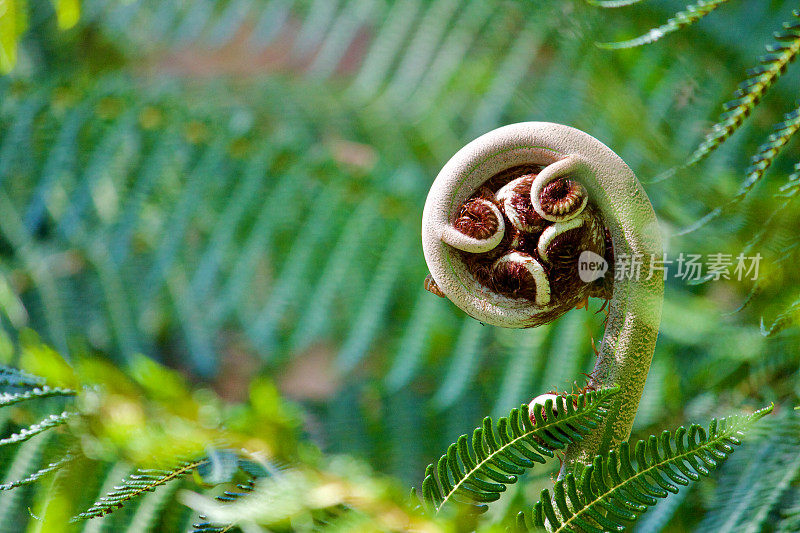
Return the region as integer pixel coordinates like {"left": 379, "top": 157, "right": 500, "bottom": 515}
{"left": 0, "top": 386, "right": 76, "bottom": 407}
{"left": 181, "top": 467, "right": 365, "bottom": 529}
{"left": 760, "top": 297, "right": 800, "bottom": 336}
{"left": 192, "top": 478, "right": 255, "bottom": 533}
{"left": 0, "top": 453, "right": 73, "bottom": 491}
{"left": 736, "top": 103, "right": 800, "bottom": 201}
{"left": 122, "top": 469, "right": 185, "bottom": 533}
{"left": 419, "top": 387, "right": 621, "bottom": 515}
{"left": 0, "top": 366, "right": 46, "bottom": 387}
{"left": 777, "top": 160, "right": 800, "bottom": 197}
{"left": 598, "top": 0, "right": 730, "bottom": 49}
{"left": 0, "top": 433, "right": 54, "bottom": 523}
{"left": 695, "top": 413, "right": 800, "bottom": 533}
{"left": 515, "top": 404, "right": 774, "bottom": 532}
{"left": 79, "top": 462, "right": 132, "bottom": 533}
{"left": 587, "top": 0, "right": 646, "bottom": 7}
{"left": 75, "top": 458, "right": 207, "bottom": 520}
{"left": 686, "top": 10, "right": 800, "bottom": 167}
{"left": 0, "top": 412, "right": 75, "bottom": 447}
{"left": 680, "top": 103, "right": 800, "bottom": 234}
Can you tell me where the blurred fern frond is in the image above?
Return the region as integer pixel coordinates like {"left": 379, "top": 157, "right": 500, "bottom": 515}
{"left": 680, "top": 103, "right": 800, "bottom": 234}
{"left": 76, "top": 459, "right": 208, "bottom": 520}
{"left": 516, "top": 405, "right": 773, "bottom": 532}
{"left": 695, "top": 413, "right": 800, "bottom": 533}
{"left": 588, "top": 0, "right": 646, "bottom": 7}
{"left": 686, "top": 10, "right": 800, "bottom": 167}
{"left": 1, "top": 1, "right": 799, "bottom": 530}
{"left": 0, "top": 411, "right": 74, "bottom": 447}
{"left": 191, "top": 478, "right": 255, "bottom": 533}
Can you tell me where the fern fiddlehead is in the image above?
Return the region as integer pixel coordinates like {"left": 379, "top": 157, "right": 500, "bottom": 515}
{"left": 422, "top": 123, "right": 664, "bottom": 471}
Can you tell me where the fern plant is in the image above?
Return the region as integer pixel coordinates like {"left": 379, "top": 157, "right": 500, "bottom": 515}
{"left": 417, "top": 390, "right": 773, "bottom": 531}
{"left": 0, "top": 0, "right": 798, "bottom": 531}
{"left": 419, "top": 388, "right": 619, "bottom": 514}
{"left": 515, "top": 405, "right": 773, "bottom": 532}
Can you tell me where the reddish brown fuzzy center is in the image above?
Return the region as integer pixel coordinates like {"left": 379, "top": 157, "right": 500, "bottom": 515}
{"left": 539, "top": 178, "right": 586, "bottom": 217}
{"left": 453, "top": 165, "right": 609, "bottom": 314}
{"left": 453, "top": 199, "right": 499, "bottom": 240}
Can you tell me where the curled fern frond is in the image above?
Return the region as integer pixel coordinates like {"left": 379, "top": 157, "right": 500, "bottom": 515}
{"left": 680, "top": 104, "right": 800, "bottom": 234}
{"left": 0, "top": 453, "right": 73, "bottom": 491}
{"left": 76, "top": 458, "right": 207, "bottom": 520}
{"left": 598, "top": 0, "right": 730, "bottom": 49}
{"left": 516, "top": 404, "right": 773, "bottom": 532}
{"left": 687, "top": 10, "right": 800, "bottom": 167}
{"left": 0, "top": 386, "right": 76, "bottom": 407}
{"left": 0, "top": 411, "right": 75, "bottom": 447}
{"left": 419, "top": 387, "right": 620, "bottom": 514}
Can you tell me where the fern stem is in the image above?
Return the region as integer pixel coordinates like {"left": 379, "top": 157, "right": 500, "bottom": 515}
{"left": 559, "top": 149, "right": 664, "bottom": 475}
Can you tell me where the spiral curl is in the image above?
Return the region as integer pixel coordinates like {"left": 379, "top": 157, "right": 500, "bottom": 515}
{"left": 427, "top": 163, "right": 607, "bottom": 325}
{"left": 421, "top": 122, "right": 664, "bottom": 473}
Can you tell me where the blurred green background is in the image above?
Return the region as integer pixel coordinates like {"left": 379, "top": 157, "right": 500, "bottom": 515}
{"left": 0, "top": 0, "right": 799, "bottom": 530}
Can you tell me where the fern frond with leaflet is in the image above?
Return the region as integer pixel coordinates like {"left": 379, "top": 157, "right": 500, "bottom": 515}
{"left": 516, "top": 404, "right": 773, "bottom": 532}
{"left": 419, "top": 387, "right": 620, "bottom": 514}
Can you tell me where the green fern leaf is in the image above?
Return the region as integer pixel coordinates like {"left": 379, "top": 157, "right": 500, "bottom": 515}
{"left": 419, "top": 387, "right": 621, "bottom": 514}
{"left": 760, "top": 298, "right": 800, "bottom": 336}
{"left": 516, "top": 404, "right": 774, "bottom": 532}
{"left": 0, "top": 386, "right": 76, "bottom": 407}
{"left": 587, "top": 0, "right": 647, "bottom": 7}
{"left": 0, "top": 365, "right": 46, "bottom": 388}
{"left": 742, "top": 160, "right": 800, "bottom": 254}
{"left": 0, "top": 453, "right": 73, "bottom": 491}
{"left": 76, "top": 458, "right": 207, "bottom": 520}
{"left": 687, "top": 10, "right": 800, "bottom": 167}
{"left": 696, "top": 414, "right": 800, "bottom": 533}
{"left": 680, "top": 104, "right": 800, "bottom": 234}
{"left": 779, "top": 491, "right": 800, "bottom": 533}
{"left": 0, "top": 433, "right": 55, "bottom": 520}
{"left": 0, "top": 411, "right": 75, "bottom": 447}
{"left": 598, "top": 0, "right": 730, "bottom": 49}
{"left": 777, "top": 160, "right": 800, "bottom": 198}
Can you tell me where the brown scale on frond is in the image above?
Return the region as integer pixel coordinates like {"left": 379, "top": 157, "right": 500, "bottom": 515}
{"left": 453, "top": 199, "right": 500, "bottom": 240}
{"left": 539, "top": 178, "right": 587, "bottom": 218}
{"left": 491, "top": 256, "right": 540, "bottom": 301}
{"left": 424, "top": 274, "right": 445, "bottom": 298}
{"left": 504, "top": 175, "right": 548, "bottom": 233}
